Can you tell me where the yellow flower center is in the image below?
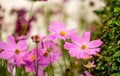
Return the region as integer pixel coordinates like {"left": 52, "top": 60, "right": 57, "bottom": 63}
{"left": 86, "top": 63, "right": 92, "bottom": 67}
{"left": 81, "top": 45, "right": 86, "bottom": 50}
{"left": 59, "top": 31, "right": 66, "bottom": 36}
{"left": 30, "top": 55, "right": 35, "bottom": 61}
{"left": 15, "top": 49, "right": 20, "bottom": 54}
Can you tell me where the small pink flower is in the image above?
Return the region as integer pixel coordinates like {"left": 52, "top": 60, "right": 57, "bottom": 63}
{"left": 64, "top": 32, "right": 102, "bottom": 59}
{"left": 83, "top": 55, "right": 92, "bottom": 60}
{"left": 7, "top": 64, "right": 13, "bottom": 76}
{"left": 84, "top": 71, "right": 93, "bottom": 76}
{"left": 38, "top": 68, "right": 44, "bottom": 76}
{"left": 38, "top": 40, "right": 61, "bottom": 67}
{"left": 48, "top": 21, "right": 76, "bottom": 40}
{"left": 84, "top": 61, "right": 96, "bottom": 68}
{"left": 79, "top": 74, "right": 84, "bottom": 76}
{"left": 23, "top": 50, "right": 36, "bottom": 73}
{"left": 0, "top": 35, "right": 27, "bottom": 67}
{"left": 78, "top": 71, "right": 93, "bottom": 76}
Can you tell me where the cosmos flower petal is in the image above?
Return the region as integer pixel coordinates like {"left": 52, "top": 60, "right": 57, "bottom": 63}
{"left": 71, "top": 34, "right": 82, "bottom": 45}
{"left": 69, "top": 49, "right": 79, "bottom": 57}
{"left": 85, "top": 48, "right": 100, "bottom": 55}
{"left": 15, "top": 55, "right": 24, "bottom": 67}
{"left": 76, "top": 51, "right": 87, "bottom": 59}
{"left": 67, "top": 29, "right": 77, "bottom": 39}
{"left": 89, "top": 39, "right": 102, "bottom": 48}
{"left": 17, "top": 40, "right": 27, "bottom": 51}
{"left": 0, "top": 51, "right": 14, "bottom": 59}
{"left": 67, "top": 29, "right": 76, "bottom": 35}
{"left": 0, "top": 41, "right": 7, "bottom": 49}
{"left": 84, "top": 71, "right": 93, "bottom": 76}
{"left": 38, "top": 68, "right": 44, "bottom": 76}
{"left": 46, "top": 34, "right": 59, "bottom": 41}
{"left": 81, "top": 32, "right": 90, "bottom": 43}
{"left": 25, "top": 66, "right": 32, "bottom": 72}
{"left": 7, "top": 64, "right": 13, "bottom": 74}
{"left": 49, "top": 21, "right": 65, "bottom": 33}
{"left": 64, "top": 42, "right": 78, "bottom": 50}
{"left": 7, "top": 36, "right": 16, "bottom": 47}
{"left": 7, "top": 57, "right": 14, "bottom": 64}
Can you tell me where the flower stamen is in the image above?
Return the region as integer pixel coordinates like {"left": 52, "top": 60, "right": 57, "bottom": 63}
{"left": 81, "top": 45, "right": 86, "bottom": 50}
{"left": 86, "top": 63, "right": 91, "bottom": 67}
{"left": 30, "top": 55, "right": 35, "bottom": 61}
{"left": 15, "top": 49, "right": 20, "bottom": 54}
{"left": 59, "top": 31, "right": 66, "bottom": 36}
{"left": 43, "top": 52, "right": 49, "bottom": 57}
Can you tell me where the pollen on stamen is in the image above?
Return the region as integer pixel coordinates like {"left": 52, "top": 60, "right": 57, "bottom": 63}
{"left": 43, "top": 52, "right": 49, "bottom": 57}
{"left": 15, "top": 49, "right": 20, "bottom": 54}
{"left": 87, "top": 63, "right": 92, "bottom": 67}
{"left": 59, "top": 31, "right": 66, "bottom": 36}
{"left": 81, "top": 45, "right": 86, "bottom": 50}
{"left": 30, "top": 55, "right": 35, "bottom": 61}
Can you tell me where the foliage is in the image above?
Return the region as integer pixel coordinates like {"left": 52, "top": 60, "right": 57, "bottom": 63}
{"left": 93, "top": 0, "right": 120, "bottom": 76}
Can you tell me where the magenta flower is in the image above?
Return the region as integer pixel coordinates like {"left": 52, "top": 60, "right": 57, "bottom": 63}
{"left": 84, "top": 71, "right": 93, "bottom": 76}
{"left": 11, "top": 8, "right": 36, "bottom": 41}
{"left": 0, "top": 35, "right": 27, "bottom": 67}
{"left": 48, "top": 21, "right": 76, "bottom": 40}
{"left": 23, "top": 50, "right": 36, "bottom": 73}
{"left": 38, "top": 68, "right": 44, "bottom": 76}
{"left": 84, "top": 61, "right": 96, "bottom": 68}
{"left": 78, "top": 71, "right": 92, "bottom": 76}
{"left": 38, "top": 40, "right": 61, "bottom": 67}
{"left": 7, "top": 64, "right": 13, "bottom": 76}
{"left": 23, "top": 49, "right": 44, "bottom": 76}
{"left": 64, "top": 32, "right": 102, "bottom": 59}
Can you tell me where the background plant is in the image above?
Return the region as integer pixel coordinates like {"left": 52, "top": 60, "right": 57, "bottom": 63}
{"left": 92, "top": 0, "right": 120, "bottom": 76}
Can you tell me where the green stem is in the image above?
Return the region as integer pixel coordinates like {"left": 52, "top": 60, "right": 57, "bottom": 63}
{"left": 44, "top": 4, "right": 51, "bottom": 34}
{"left": 15, "top": 67, "right": 22, "bottom": 76}
{"left": 57, "top": 60, "right": 64, "bottom": 74}
{"left": 62, "top": 54, "right": 67, "bottom": 68}
{"left": 61, "top": 40, "right": 67, "bottom": 68}
{"left": 0, "top": 25, "right": 1, "bottom": 40}
{"left": 50, "top": 55, "right": 54, "bottom": 76}
{"left": 67, "top": 53, "right": 73, "bottom": 76}
{"left": 47, "top": 67, "right": 50, "bottom": 76}
{"left": 35, "top": 43, "right": 38, "bottom": 76}
{"left": 29, "top": 2, "right": 34, "bottom": 19}
{"left": 88, "top": 68, "right": 91, "bottom": 73}
{"left": 68, "top": 53, "right": 72, "bottom": 69}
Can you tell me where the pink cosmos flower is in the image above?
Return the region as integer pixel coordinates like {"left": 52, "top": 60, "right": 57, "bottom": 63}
{"left": 23, "top": 49, "right": 44, "bottom": 76}
{"left": 64, "top": 32, "right": 102, "bottom": 59}
{"left": 0, "top": 35, "right": 27, "bottom": 67}
{"left": 38, "top": 40, "right": 61, "bottom": 67}
{"left": 84, "top": 61, "right": 96, "bottom": 68}
{"left": 83, "top": 55, "right": 92, "bottom": 60}
{"left": 38, "top": 68, "right": 44, "bottom": 76}
{"left": 84, "top": 71, "right": 93, "bottom": 76}
{"left": 48, "top": 21, "right": 76, "bottom": 40}
{"left": 23, "top": 50, "right": 36, "bottom": 73}
{"left": 78, "top": 71, "right": 92, "bottom": 76}
{"left": 7, "top": 63, "right": 13, "bottom": 76}
{"left": 79, "top": 74, "right": 84, "bottom": 76}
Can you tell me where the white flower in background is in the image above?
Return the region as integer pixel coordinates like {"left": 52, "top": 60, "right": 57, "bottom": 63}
{"left": 82, "top": 0, "right": 105, "bottom": 11}
{"left": 0, "top": 0, "right": 105, "bottom": 40}
{"left": 64, "top": 0, "right": 81, "bottom": 19}
{"left": 64, "top": 0, "right": 105, "bottom": 32}
{"left": 81, "top": 0, "right": 105, "bottom": 23}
